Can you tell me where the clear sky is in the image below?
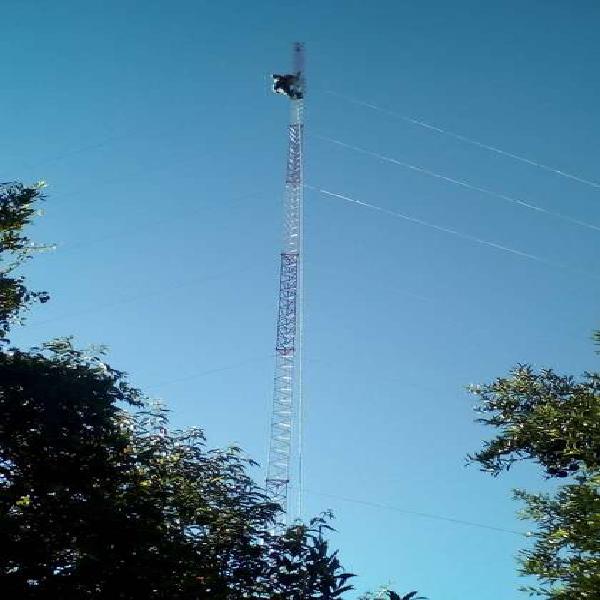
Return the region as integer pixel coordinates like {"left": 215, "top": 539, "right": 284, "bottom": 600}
{"left": 3, "top": 1, "right": 600, "bottom": 597}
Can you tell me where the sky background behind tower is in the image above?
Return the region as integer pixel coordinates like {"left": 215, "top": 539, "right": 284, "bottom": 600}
{"left": 3, "top": 1, "right": 600, "bottom": 597}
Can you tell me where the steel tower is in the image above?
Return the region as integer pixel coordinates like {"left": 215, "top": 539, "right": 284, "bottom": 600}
{"left": 266, "top": 43, "right": 305, "bottom": 524}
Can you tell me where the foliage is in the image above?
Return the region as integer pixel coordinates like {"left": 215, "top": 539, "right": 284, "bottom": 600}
{"left": 0, "top": 182, "right": 50, "bottom": 342}
{"left": 469, "top": 365, "right": 600, "bottom": 478}
{"left": 389, "top": 593, "right": 426, "bottom": 600}
{"left": 0, "top": 339, "right": 147, "bottom": 598}
{"left": 358, "top": 589, "right": 426, "bottom": 600}
{"left": 0, "top": 181, "right": 410, "bottom": 598}
{"left": 469, "top": 359, "right": 600, "bottom": 599}
{"left": 514, "top": 477, "right": 600, "bottom": 599}
{"left": 265, "top": 515, "right": 356, "bottom": 599}
{"left": 0, "top": 339, "right": 356, "bottom": 599}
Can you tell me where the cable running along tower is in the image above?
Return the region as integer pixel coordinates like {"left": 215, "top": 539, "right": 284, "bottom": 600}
{"left": 266, "top": 43, "right": 305, "bottom": 524}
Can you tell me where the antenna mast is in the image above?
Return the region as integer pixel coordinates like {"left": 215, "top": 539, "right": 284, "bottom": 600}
{"left": 267, "top": 43, "right": 305, "bottom": 525}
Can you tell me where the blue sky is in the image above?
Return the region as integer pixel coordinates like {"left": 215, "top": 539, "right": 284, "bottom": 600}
{"left": 3, "top": 1, "right": 600, "bottom": 597}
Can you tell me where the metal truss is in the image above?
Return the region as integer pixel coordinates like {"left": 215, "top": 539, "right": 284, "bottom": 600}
{"left": 266, "top": 43, "right": 304, "bottom": 524}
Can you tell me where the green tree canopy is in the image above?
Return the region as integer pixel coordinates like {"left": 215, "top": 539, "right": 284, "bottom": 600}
{"left": 0, "top": 339, "right": 356, "bottom": 599}
{"left": 0, "top": 182, "right": 49, "bottom": 342}
{"left": 469, "top": 357, "right": 600, "bottom": 599}
{"left": 0, "top": 181, "right": 416, "bottom": 599}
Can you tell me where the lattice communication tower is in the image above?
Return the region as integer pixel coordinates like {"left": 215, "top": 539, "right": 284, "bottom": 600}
{"left": 266, "top": 43, "right": 305, "bottom": 524}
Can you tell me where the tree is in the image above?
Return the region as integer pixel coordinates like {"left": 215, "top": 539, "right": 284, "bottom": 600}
{"left": 0, "top": 181, "right": 356, "bottom": 598}
{"left": 469, "top": 358, "right": 600, "bottom": 599}
{"left": 264, "top": 515, "right": 356, "bottom": 599}
{"left": 0, "top": 338, "right": 361, "bottom": 599}
{"left": 0, "top": 182, "right": 50, "bottom": 342}
{"left": 0, "top": 183, "right": 413, "bottom": 598}
{"left": 0, "top": 340, "right": 148, "bottom": 599}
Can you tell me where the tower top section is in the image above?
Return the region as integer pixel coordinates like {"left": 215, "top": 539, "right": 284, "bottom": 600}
{"left": 272, "top": 42, "right": 305, "bottom": 100}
